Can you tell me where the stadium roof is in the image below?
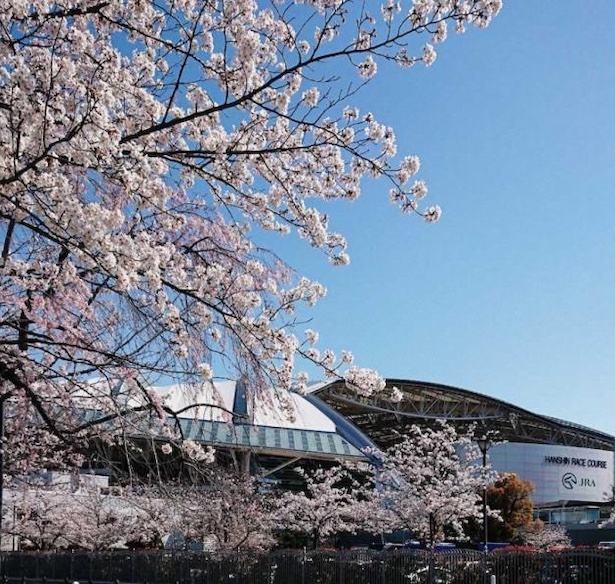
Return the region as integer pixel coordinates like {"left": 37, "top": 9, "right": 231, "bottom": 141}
{"left": 311, "top": 379, "right": 614, "bottom": 451}
{"left": 142, "top": 379, "right": 375, "bottom": 461}
{"left": 80, "top": 377, "right": 611, "bottom": 485}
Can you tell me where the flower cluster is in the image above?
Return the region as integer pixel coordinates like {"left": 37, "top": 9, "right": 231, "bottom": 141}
{"left": 276, "top": 463, "right": 386, "bottom": 546}
{"left": 344, "top": 367, "right": 387, "bottom": 396}
{"left": 0, "top": 0, "right": 501, "bottom": 466}
{"left": 375, "top": 422, "right": 498, "bottom": 544}
{"left": 181, "top": 440, "right": 215, "bottom": 464}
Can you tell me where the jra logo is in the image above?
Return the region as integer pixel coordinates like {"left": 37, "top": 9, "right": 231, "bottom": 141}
{"left": 561, "top": 472, "right": 576, "bottom": 490}
{"left": 561, "top": 472, "right": 596, "bottom": 489}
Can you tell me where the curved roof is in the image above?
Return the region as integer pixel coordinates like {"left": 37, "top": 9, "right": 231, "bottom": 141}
{"left": 153, "top": 380, "right": 337, "bottom": 432}
{"left": 312, "top": 379, "right": 614, "bottom": 451}
{"left": 143, "top": 380, "right": 375, "bottom": 461}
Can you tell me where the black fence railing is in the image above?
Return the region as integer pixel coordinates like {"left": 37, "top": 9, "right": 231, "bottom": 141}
{"left": 1, "top": 549, "right": 614, "bottom": 584}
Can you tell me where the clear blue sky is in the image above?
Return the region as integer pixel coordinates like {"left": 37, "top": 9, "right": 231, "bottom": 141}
{"left": 285, "top": 1, "right": 614, "bottom": 435}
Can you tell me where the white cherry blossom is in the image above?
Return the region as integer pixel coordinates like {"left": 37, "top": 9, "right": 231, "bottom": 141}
{"left": 0, "top": 0, "right": 502, "bottom": 470}
{"left": 375, "top": 422, "right": 497, "bottom": 546}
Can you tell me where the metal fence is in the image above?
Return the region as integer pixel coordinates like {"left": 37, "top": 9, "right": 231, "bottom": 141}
{"left": 1, "top": 549, "right": 614, "bottom": 584}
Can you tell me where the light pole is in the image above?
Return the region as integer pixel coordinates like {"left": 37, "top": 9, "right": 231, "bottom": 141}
{"left": 476, "top": 436, "right": 492, "bottom": 553}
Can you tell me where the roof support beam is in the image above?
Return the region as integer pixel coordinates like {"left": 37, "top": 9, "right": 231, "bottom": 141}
{"left": 260, "top": 456, "right": 302, "bottom": 478}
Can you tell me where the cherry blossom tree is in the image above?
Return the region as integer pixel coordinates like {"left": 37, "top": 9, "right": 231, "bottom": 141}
{"left": 61, "top": 482, "right": 148, "bottom": 550}
{"left": 4, "top": 478, "right": 144, "bottom": 550}
{"left": 376, "top": 422, "right": 496, "bottom": 546}
{"left": 5, "top": 468, "right": 278, "bottom": 551}
{"left": 164, "top": 469, "right": 278, "bottom": 551}
{"left": 519, "top": 521, "right": 571, "bottom": 551}
{"left": 4, "top": 485, "right": 72, "bottom": 550}
{"left": 121, "top": 487, "right": 172, "bottom": 549}
{"left": 0, "top": 0, "right": 503, "bottom": 467}
{"left": 275, "top": 463, "right": 385, "bottom": 548}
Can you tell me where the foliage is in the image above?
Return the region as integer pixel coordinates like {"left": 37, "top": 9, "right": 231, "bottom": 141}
{"left": 5, "top": 467, "right": 277, "bottom": 551}
{"left": 376, "top": 421, "right": 497, "bottom": 546}
{"left": 275, "top": 463, "right": 384, "bottom": 548}
{"left": 0, "top": 0, "right": 502, "bottom": 468}
{"left": 4, "top": 485, "right": 72, "bottom": 550}
{"left": 5, "top": 479, "right": 143, "bottom": 550}
{"left": 518, "top": 520, "right": 571, "bottom": 551}
{"left": 481, "top": 472, "right": 535, "bottom": 542}
{"left": 166, "top": 469, "right": 278, "bottom": 551}
{"left": 4, "top": 423, "right": 499, "bottom": 552}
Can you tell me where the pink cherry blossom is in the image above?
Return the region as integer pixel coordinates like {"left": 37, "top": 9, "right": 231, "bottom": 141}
{"left": 0, "top": 0, "right": 502, "bottom": 471}
{"left": 374, "top": 422, "right": 498, "bottom": 546}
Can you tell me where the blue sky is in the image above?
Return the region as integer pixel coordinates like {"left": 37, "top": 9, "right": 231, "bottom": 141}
{"left": 286, "top": 1, "right": 614, "bottom": 435}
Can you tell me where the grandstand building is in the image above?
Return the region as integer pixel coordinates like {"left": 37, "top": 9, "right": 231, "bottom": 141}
{"left": 98, "top": 378, "right": 614, "bottom": 529}
{"left": 309, "top": 379, "right": 615, "bottom": 530}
